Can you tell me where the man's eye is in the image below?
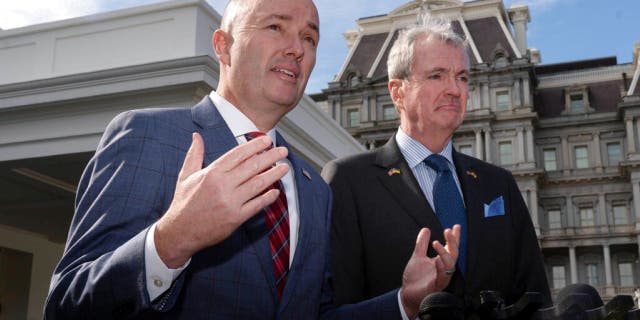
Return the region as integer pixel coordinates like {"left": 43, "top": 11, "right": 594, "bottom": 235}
{"left": 268, "top": 24, "right": 280, "bottom": 31}
{"left": 304, "top": 36, "right": 317, "bottom": 47}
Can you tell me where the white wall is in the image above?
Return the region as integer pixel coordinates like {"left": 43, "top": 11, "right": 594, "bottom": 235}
{"left": 0, "top": 225, "right": 64, "bottom": 320}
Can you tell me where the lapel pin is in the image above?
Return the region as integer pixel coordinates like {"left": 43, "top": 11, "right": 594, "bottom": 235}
{"left": 302, "top": 169, "right": 312, "bottom": 181}
{"left": 388, "top": 168, "right": 401, "bottom": 176}
{"left": 466, "top": 170, "right": 478, "bottom": 179}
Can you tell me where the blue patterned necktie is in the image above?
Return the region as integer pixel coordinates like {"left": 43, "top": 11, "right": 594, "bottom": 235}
{"left": 424, "top": 154, "right": 467, "bottom": 274}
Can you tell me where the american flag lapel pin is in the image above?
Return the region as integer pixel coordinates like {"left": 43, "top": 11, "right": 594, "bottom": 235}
{"left": 302, "top": 169, "right": 312, "bottom": 181}
{"left": 466, "top": 170, "right": 478, "bottom": 179}
{"left": 388, "top": 168, "right": 401, "bottom": 176}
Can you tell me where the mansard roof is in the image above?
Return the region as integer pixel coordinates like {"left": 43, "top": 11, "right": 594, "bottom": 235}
{"left": 534, "top": 57, "right": 633, "bottom": 118}
{"left": 334, "top": 0, "right": 520, "bottom": 84}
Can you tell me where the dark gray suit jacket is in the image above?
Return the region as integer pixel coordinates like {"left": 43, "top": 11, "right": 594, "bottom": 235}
{"left": 45, "top": 97, "right": 400, "bottom": 319}
{"left": 322, "top": 136, "right": 551, "bottom": 311}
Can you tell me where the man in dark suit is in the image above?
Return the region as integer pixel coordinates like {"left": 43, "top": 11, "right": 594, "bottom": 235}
{"left": 322, "top": 15, "right": 551, "bottom": 313}
{"left": 44, "top": 1, "right": 458, "bottom": 319}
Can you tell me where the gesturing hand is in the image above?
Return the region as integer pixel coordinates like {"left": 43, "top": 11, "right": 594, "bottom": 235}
{"left": 400, "top": 226, "right": 460, "bottom": 319}
{"left": 155, "top": 132, "right": 289, "bottom": 268}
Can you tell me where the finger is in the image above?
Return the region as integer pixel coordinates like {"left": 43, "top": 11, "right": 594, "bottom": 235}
{"left": 434, "top": 255, "right": 445, "bottom": 272}
{"left": 214, "top": 135, "right": 276, "bottom": 172}
{"left": 231, "top": 146, "right": 289, "bottom": 186}
{"left": 452, "top": 224, "right": 461, "bottom": 243}
{"left": 235, "top": 163, "right": 290, "bottom": 201}
{"left": 412, "top": 228, "right": 431, "bottom": 257}
{"left": 178, "top": 132, "right": 205, "bottom": 182}
{"left": 443, "top": 229, "right": 459, "bottom": 260}
{"left": 433, "top": 239, "right": 456, "bottom": 268}
{"left": 238, "top": 188, "right": 281, "bottom": 222}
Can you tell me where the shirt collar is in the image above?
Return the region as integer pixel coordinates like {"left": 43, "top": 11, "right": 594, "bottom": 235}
{"left": 395, "top": 127, "right": 454, "bottom": 169}
{"left": 209, "top": 90, "right": 277, "bottom": 144}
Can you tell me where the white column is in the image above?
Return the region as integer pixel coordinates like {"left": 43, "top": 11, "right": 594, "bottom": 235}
{"left": 475, "top": 129, "right": 484, "bottom": 160}
{"left": 513, "top": 80, "right": 521, "bottom": 108}
{"left": 482, "top": 84, "right": 490, "bottom": 109}
{"left": 598, "top": 193, "right": 607, "bottom": 226}
{"left": 526, "top": 127, "right": 535, "bottom": 162}
{"left": 517, "top": 128, "right": 525, "bottom": 163}
{"left": 603, "top": 244, "right": 613, "bottom": 286}
{"left": 530, "top": 188, "right": 540, "bottom": 235}
{"left": 484, "top": 128, "right": 492, "bottom": 163}
{"left": 627, "top": 118, "right": 636, "bottom": 153}
{"left": 593, "top": 133, "right": 602, "bottom": 168}
{"left": 562, "top": 136, "right": 570, "bottom": 172}
{"left": 566, "top": 196, "right": 575, "bottom": 227}
{"left": 633, "top": 181, "right": 640, "bottom": 230}
{"left": 523, "top": 78, "right": 531, "bottom": 106}
{"left": 569, "top": 246, "right": 578, "bottom": 284}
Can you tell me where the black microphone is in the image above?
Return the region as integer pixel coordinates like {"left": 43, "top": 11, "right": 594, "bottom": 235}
{"left": 418, "top": 291, "right": 464, "bottom": 320}
{"left": 555, "top": 283, "right": 604, "bottom": 319}
{"left": 603, "top": 295, "right": 635, "bottom": 320}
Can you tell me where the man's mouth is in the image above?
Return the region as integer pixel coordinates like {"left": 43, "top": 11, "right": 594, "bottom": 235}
{"left": 274, "top": 68, "right": 296, "bottom": 78}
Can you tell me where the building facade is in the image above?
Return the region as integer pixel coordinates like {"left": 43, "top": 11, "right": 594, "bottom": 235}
{"left": 314, "top": 0, "right": 640, "bottom": 300}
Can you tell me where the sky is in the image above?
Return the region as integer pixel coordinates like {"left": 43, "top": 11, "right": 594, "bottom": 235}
{"left": 1, "top": 0, "right": 638, "bottom": 94}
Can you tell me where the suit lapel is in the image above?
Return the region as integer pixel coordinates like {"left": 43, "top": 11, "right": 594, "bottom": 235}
{"left": 190, "top": 96, "right": 278, "bottom": 301}
{"left": 274, "top": 133, "right": 318, "bottom": 310}
{"left": 375, "top": 137, "right": 445, "bottom": 240}
{"left": 452, "top": 151, "right": 483, "bottom": 284}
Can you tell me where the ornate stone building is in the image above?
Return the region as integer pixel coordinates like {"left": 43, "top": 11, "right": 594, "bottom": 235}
{"left": 313, "top": 0, "right": 640, "bottom": 300}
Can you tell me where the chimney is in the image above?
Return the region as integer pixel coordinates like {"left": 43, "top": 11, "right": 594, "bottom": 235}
{"left": 507, "top": 4, "right": 530, "bottom": 56}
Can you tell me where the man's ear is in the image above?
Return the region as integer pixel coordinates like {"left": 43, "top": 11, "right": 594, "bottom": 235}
{"left": 388, "top": 79, "right": 404, "bottom": 110}
{"left": 213, "top": 29, "right": 232, "bottom": 66}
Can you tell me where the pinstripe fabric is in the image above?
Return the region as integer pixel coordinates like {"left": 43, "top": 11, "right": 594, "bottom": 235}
{"left": 395, "top": 129, "right": 465, "bottom": 210}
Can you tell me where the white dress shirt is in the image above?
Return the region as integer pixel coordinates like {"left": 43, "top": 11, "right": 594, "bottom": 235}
{"left": 144, "top": 91, "right": 300, "bottom": 301}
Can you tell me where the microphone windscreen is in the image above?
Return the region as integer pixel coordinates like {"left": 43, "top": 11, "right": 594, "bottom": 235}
{"left": 556, "top": 283, "right": 603, "bottom": 316}
{"left": 418, "top": 291, "right": 464, "bottom": 320}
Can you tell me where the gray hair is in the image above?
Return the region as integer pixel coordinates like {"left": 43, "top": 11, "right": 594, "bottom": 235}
{"left": 387, "top": 14, "right": 468, "bottom": 80}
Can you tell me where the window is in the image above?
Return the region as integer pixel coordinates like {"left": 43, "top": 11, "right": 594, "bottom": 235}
{"left": 619, "top": 262, "right": 634, "bottom": 287}
{"left": 543, "top": 149, "right": 557, "bottom": 171}
{"left": 552, "top": 265, "right": 566, "bottom": 289}
{"left": 496, "top": 91, "right": 510, "bottom": 111}
{"left": 613, "top": 205, "right": 628, "bottom": 225}
{"left": 586, "top": 263, "right": 599, "bottom": 286}
{"left": 580, "top": 208, "right": 594, "bottom": 227}
{"left": 575, "top": 146, "right": 589, "bottom": 169}
{"left": 459, "top": 145, "right": 473, "bottom": 156}
{"left": 499, "top": 141, "right": 513, "bottom": 165}
{"left": 383, "top": 105, "right": 397, "bottom": 120}
{"left": 548, "top": 210, "right": 562, "bottom": 229}
{"left": 347, "top": 109, "right": 360, "bottom": 127}
{"left": 570, "top": 94, "right": 584, "bottom": 113}
{"left": 607, "top": 143, "right": 621, "bottom": 166}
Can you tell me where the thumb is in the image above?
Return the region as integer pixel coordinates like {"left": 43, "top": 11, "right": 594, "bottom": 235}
{"left": 178, "top": 132, "right": 204, "bottom": 182}
{"left": 412, "top": 228, "right": 431, "bottom": 257}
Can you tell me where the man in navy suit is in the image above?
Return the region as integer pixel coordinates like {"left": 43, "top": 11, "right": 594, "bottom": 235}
{"left": 44, "top": 0, "right": 459, "bottom": 319}
{"left": 322, "top": 15, "right": 552, "bottom": 314}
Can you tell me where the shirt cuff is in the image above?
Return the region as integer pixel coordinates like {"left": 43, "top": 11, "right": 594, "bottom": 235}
{"left": 397, "top": 289, "right": 411, "bottom": 320}
{"left": 145, "top": 222, "right": 190, "bottom": 301}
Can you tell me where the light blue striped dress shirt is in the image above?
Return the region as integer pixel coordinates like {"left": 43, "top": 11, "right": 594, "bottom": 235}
{"left": 395, "top": 128, "right": 466, "bottom": 211}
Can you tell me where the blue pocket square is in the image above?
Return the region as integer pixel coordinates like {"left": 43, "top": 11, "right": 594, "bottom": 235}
{"left": 484, "top": 196, "right": 505, "bottom": 218}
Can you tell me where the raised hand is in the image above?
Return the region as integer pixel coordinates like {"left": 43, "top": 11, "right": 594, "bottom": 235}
{"left": 400, "top": 226, "right": 460, "bottom": 319}
{"left": 155, "top": 132, "right": 288, "bottom": 268}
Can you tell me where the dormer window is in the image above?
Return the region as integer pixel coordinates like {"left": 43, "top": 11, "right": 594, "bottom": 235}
{"left": 348, "top": 73, "right": 359, "bottom": 88}
{"left": 564, "top": 86, "right": 592, "bottom": 114}
{"left": 570, "top": 94, "right": 584, "bottom": 112}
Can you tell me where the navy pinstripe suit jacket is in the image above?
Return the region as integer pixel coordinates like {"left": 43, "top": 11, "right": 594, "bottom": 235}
{"left": 45, "top": 97, "right": 400, "bottom": 319}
